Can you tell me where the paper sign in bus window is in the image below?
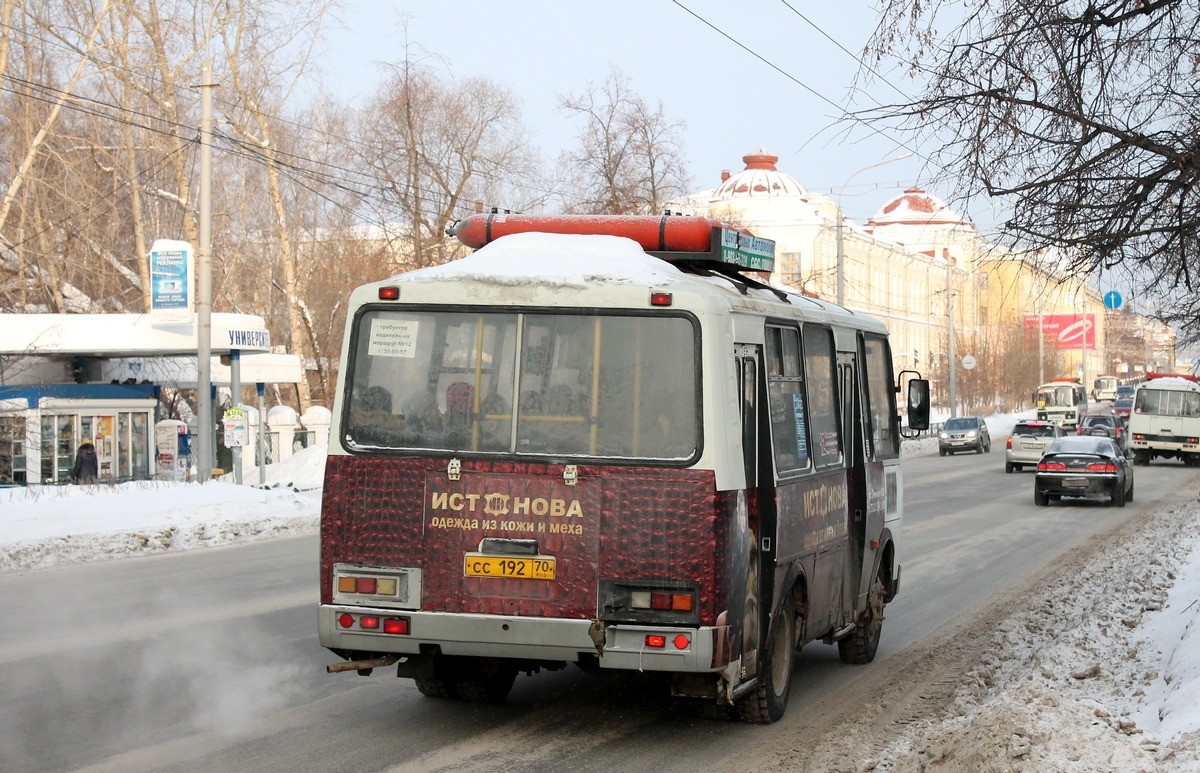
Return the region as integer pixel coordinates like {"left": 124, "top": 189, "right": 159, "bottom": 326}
{"left": 369, "top": 318, "right": 419, "bottom": 358}
{"left": 792, "top": 392, "right": 810, "bottom": 464}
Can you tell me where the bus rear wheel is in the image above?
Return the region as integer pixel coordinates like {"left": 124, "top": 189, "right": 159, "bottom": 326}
{"left": 413, "top": 657, "right": 459, "bottom": 699}
{"left": 454, "top": 665, "right": 517, "bottom": 703}
{"left": 737, "top": 593, "right": 798, "bottom": 724}
{"left": 414, "top": 656, "right": 517, "bottom": 704}
{"left": 838, "top": 575, "right": 885, "bottom": 665}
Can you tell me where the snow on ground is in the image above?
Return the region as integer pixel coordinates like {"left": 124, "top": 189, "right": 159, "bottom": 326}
{"left": 0, "top": 445, "right": 326, "bottom": 573}
{"left": 2, "top": 414, "right": 1199, "bottom": 769}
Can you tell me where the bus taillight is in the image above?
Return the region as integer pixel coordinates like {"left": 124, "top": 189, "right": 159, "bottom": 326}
{"left": 632, "top": 590, "right": 695, "bottom": 612}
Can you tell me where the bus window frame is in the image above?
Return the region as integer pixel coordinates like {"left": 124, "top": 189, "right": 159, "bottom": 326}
{"left": 801, "top": 323, "right": 844, "bottom": 471}
{"left": 861, "top": 333, "right": 900, "bottom": 460}
{"left": 338, "top": 303, "right": 706, "bottom": 466}
{"left": 765, "top": 321, "right": 812, "bottom": 479}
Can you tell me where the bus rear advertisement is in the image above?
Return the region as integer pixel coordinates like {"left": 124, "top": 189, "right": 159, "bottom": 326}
{"left": 317, "top": 214, "right": 929, "bottom": 723}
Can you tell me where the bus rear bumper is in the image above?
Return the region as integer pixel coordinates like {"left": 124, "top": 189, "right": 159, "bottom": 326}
{"left": 318, "top": 605, "right": 719, "bottom": 673}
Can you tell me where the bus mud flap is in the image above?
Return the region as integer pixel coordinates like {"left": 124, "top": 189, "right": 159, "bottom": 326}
{"left": 588, "top": 619, "right": 607, "bottom": 653}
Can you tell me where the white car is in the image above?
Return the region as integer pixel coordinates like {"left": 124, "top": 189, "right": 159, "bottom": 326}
{"left": 1005, "top": 420, "right": 1065, "bottom": 473}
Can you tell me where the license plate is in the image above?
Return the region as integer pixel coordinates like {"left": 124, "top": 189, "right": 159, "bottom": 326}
{"left": 1062, "top": 478, "right": 1088, "bottom": 488}
{"left": 464, "top": 553, "right": 556, "bottom": 580}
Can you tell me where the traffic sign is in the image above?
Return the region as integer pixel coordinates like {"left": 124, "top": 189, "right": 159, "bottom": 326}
{"left": 961, "top": 355, "right": 977, "bottom": 370}
{"left": 1103, "top": 290, "right": 1123, "bottom": 310}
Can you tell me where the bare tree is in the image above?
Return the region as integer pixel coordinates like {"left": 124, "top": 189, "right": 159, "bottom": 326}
{"left": 216, "top": 0, "right": 336, "bottom": 412}
{"left": 558, "top": 66, "right": 691, "bottom": 215}
{"left": 862, "top": 0, "right": 1200, "bottom": 340}
{"left": 351, "top": 47, "right": 545, "bottom": 272}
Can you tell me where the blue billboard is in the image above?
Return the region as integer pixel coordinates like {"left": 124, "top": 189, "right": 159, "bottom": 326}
{"left": 150, "top": 239, "right": 194, "bottom": 325}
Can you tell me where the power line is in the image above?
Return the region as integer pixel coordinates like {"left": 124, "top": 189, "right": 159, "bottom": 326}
{"left": 670, "top": 1, "right": 933, "bottom": 168}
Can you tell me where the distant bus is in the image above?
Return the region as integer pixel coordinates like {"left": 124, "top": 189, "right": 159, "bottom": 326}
{"left": 1129, "top": 373, "right": 1200, "bottom": 466}
{"left": 1035, "top": 378, "right": 1088, "bottom": 429}
{"left": 1092, "top": 375, "right": 1118, "bottom": 402}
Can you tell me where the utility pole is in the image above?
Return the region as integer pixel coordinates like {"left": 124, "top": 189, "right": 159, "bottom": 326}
{"left": 947, "top": 256, "right": 957, "bottom": 418}
{"left": 196, "top": 58, "right": 215, "bottom": 482}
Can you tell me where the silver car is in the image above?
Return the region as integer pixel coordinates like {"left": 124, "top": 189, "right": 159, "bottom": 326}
{"left": 938, "top": 416, "right": 991, "bottom": 455}
{"left": 1005, "top": 420, "right": 1065, "bottom": 472}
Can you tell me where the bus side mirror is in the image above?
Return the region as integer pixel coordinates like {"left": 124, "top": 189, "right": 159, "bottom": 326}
{"left": 906, "top": 378, "right": 931, "bottom": 431}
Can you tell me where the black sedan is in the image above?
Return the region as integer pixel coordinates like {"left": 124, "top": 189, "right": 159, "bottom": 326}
{"left": 1034, "top": 435, "right": 1134, "bottom": 507}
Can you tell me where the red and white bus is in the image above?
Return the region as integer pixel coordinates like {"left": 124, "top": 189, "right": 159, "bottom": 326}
{"left": 318, "top": 214, "right": 930, "bottom": 723}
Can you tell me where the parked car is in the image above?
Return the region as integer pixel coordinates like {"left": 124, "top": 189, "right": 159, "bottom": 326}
{"left": 939, "top": 416, "right": 991, "bottom": 455}
{"left": 1034, "top": 435, "right": 1134, "bottom": 507}
{"left": 1005, "top": 420, "right": 1064, "bottom": 473}
{"left": 1111, "top": 396, "right": 1133, "bottom": 423}
{"left": 1077, "top": 413, "right": 1127, "bottom": 449}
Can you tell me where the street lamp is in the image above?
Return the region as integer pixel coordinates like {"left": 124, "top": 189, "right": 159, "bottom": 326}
{"left": 836, "top": 152, "right": 912, "bottom": 306}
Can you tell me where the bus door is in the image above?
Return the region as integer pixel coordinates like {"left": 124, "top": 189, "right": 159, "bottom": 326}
{"left": 735, "top": 344, "right": 765, "bottom": 676}
{"left": 839, "top": 350, "right": 867, "bottom": 623}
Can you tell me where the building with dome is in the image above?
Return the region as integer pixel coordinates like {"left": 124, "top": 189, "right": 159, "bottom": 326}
{"left": 672, "top": 148, "right": 1171, "bottom": 410}
{"left": 672, "top": 149, "right": 958, "bottom": 380}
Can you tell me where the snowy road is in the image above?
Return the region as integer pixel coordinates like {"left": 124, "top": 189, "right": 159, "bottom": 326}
{"left": 3, "top": 450, "right": 1197, "bottom": 771}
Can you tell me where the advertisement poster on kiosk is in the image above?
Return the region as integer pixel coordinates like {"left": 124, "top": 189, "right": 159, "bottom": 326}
{"left": 155, "top": 420, "right": 189, "bottom": 481}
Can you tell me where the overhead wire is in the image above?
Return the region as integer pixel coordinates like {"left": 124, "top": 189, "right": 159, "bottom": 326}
{"left": 670, "top": 0, "right": 932, "bottom": 168}
{"left": 0, "top": 20, "right": 554, "bottom": 217}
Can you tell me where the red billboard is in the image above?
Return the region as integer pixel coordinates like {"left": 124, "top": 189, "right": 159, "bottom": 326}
{"left": 1023, "top": 313, "right": 1096, "bottom": 349}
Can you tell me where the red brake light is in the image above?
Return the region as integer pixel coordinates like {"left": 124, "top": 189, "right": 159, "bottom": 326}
{"left": 383, "top": 617, "right": 409, "bottom": 635}
{"left": 1006, "top": 437, "right": 1013, "bottom": 449}
{"left": 1085, "top": 462, "right": 1117, "bottom": 472}
{"left": 673, "top": 634, "right": 690, "bottom": 650}
{"left": 1038, "top": 461, "right": 1067, "bottom": 471}
{"left": 359, "top": 615, "right": 380, "bottom": 630}
{"left": 650, "top": 592, "right": 671, "bottom": 610}
{"left": 650, "top": 291, "right": 673, "bottom": 307}
{"left": 356, "top": 577, "right": 377, "bottom": 594}
{"left": 645, "top": 634, "right": 667, "bottom": 648}
{"left": 378, "top": 286, "right": 400, "bottom": 300}
{"left": 338, "top": 613, "right": 354, "bottom": 628}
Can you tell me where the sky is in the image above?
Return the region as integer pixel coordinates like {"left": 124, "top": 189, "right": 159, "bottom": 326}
{"left": 317, "top": 1, "right": 933, "bottom": 227}
{"left": 3, "top": 417, "right": 1200, "bottom": 767}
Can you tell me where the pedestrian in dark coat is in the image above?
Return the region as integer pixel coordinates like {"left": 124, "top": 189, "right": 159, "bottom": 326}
{"left": 71, "top": 440, "right": 99, "bottom": 484}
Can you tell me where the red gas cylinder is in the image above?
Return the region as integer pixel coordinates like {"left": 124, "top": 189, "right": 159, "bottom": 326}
{"left": 451, "top": 213, "right": 740, "bottom": 253}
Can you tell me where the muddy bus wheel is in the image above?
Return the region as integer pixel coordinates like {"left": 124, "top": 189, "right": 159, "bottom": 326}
{"left": 838, "top": 575, "right": 885, "bottom": 665}
{"left": 737, "top": 593, "right": 797, "bottom": 724}
{"left": 454, "top": 664, "right": 517, "bottom": 704}
{"left": 414, "top": 657, "right": 460, "bottom": 699}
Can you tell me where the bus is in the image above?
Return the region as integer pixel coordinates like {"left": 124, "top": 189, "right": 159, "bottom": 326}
{"left": 1092, "top": 375, "right": 1118, "bottom": 402}
{"left": 317, "top": 214, "right": 930, "bottom": 724}
{"left": 1129, "top": 372, "right": 1200, "bottom": 466}
{"left": 1035, "top": 378, "right": 1089, "bottom": 429}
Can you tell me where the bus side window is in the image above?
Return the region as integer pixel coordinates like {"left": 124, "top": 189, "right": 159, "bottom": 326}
{"left": 739, "top": 353, "right": 758, "bottom": 487}
{"left": 765, "top": 326, "right": 809, "bottom": 475}
{"left": 802, "top": 325, "right": 842, "bottom": 469}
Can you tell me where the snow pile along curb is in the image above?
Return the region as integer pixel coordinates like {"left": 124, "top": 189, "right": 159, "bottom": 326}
{"left": 870, "top": 497, "right": 1200, "bottom": 772}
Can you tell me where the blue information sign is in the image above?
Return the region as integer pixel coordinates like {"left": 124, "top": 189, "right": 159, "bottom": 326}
{"left": 1103, "top": 290, "right": 1123, "bottom": 310}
